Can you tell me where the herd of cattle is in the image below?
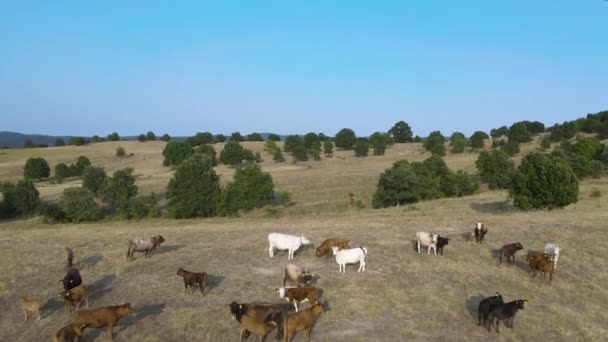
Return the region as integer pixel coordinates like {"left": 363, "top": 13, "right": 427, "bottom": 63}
{"left": 17, "top": 222, "right": 562, "bottom": 341}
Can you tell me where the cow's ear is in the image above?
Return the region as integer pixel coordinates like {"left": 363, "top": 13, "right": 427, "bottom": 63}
{"left": 239, "top": 304, "right": 243, "bottom": 309}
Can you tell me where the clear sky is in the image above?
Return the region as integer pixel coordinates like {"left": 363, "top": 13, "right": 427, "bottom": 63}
{"left": 1, "top": 0, "right": 606, "bottom": 137}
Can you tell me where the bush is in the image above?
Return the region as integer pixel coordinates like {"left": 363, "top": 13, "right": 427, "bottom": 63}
{"left": 354, "top": 141, "right": 369, "bottom": 157}
{"left": 188, "top": 132, "right": 214, "bottom": 146}
{"left": 70, "top": 137, "right": 86, "bottom": 146}
{"left": 162, "top": 142, "right": 194, "bottom": 167}
{"left": 279, "top": 192, "right": 292, "bottom": 206}
{"left": 247, "top": 133, "right": 264, "bottom": 142}
{"left": 55, "top": 138, "right": 66, "bottom": 147}
{"left": 323, "top": 140, "right": 334, "bottom": 157}
{"left": 0, "top": 180, "right": 40, "bottom": 218}
{"left": 501, "top": 141, "right": 520, "bottom": 156}
{"left": 197, "top": 144, "right": 218, "bottom": 166}
{"left": 39, "top": 201, "right": 66, "bottom": 223}
{"left": 24, "top": 157, "right": 50, "bottom": 180}
{"left": 82, "top": 166, "right": 107, "bottom": 196}
{"left": 450, "top": 133, "right": 467, "bottom": 153}
{"left": 334, "top": 128, "right": 357, "bottom": 150}
{"left": 590, "top": 188, "right": 602, "bottom": 198}
{"left": 267, "top": 134, "right": 281, "bottom": 142}
{"left": 102, "top": 168, "right": 138, "bottom": 214}
{"left": 508, "top": 122, "right": 532, "bottom": 143}
{"left": 220, "top": 164, "right": 274, "bottom": 213}
{"left": 430, "top": 143, "right": 446, "bottom": 156}
{"left": 308, "top": 144, "right": 321, "bottom": 160}
{"left": 509, "top": 153, "right": 578, "bottom": 210}
{"left": 160, "top": 133, "right": 171, "bottom": 142}
{"left": 389, "top": 121, "right": 413, "bottom": 143}
{"left": 167, "top": 155, "right": 221, "bottom": 218}
{"left": 284, "top": 135, "right": 303, "bottom": 153}
{"left": 423, "top": 131, "right": 446, "bottom": 155}
{"left": 264, "top": 140, "right": 279, "bottom": 154}
{"left": 373, "top": 141, "right": 387, "bottom": 156}
{"left": 541, "top": 137, "right": 551, "bottom": 149}
{"left": 62, "top": 187, "right": 98, "bottom": 222}
{"left": 490, "top": 126, "right": 508, "bottom": 138}
{"left": 214, "top": 134, "right": 226, "bottom": 143}
{"left": 475, "top": 150, "right": 515, "bottom": 189}
{"left": 589, "top": 160, "right": 604, "bottom": 178}
{"left": 146, "top": 131, "right": 156, "bottom": 141}
{"left": 54, "top": 163, "right": 71, "bottom": 179}
{"left": 220, "top": 141, "right": 256, "bottom": 166}
{"left": 107, "top": 132, "right": 120, "bottom": 141}
{"left": 291, "top": 145, "right": 308, "bottom": 162}
{"left": 128, "top": 197, "right": 151, "bottom": 219}
{"left": 137, "top": 134, "right": 146, "bottom": 142}
{"left": 549, "top": 121, "right": 577, "bottom": 142}
{"left": 73, "top": 156, "right": 91, "bottom": 176}
{"left": 116, "top": 146, "right": 126, "bottom": 157}
{"left": 273, "top": 149, "right": 285, "bottom": 162}
{"left": 303, "top": 133, "right": 320, "bottom": 149}
{"left": 230, "top": 132, "right": 244, "bottom": 142}
{"left": 470, "top": 131, "right": 489, "bottom": 149}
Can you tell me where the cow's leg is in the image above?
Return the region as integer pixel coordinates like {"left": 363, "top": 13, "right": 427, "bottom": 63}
{"left": 294, "top": 301, "right": 298, "bottom": 312}
{"left": 305, "top": 329, "right": 310, "bottom": 341}
{"left": 269, "top": 245, "right": 274, "bottom": 258}
{"left": 36, "top": 310, "right": 41, "bottom": 320}
{"left": 240, "top": 327, "right": 246, "bottom": 341}
{"left": 23, "top": 309, "right": 27, "bottom": 321}
{"left": 417, "top": 241, "right": 420, "bottom": 253}
{"left": 433, "top": 246, "right": 437, "bottom": 256}
{"left": 108, "top": 324, "right": 114, "bottom": 340}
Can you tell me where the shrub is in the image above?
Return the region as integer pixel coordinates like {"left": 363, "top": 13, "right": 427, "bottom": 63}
{"left": 303, "top": 133, "right": 320, "bottom": 149}
{"left": 39, "top": 201, "right": 66, "bottom": 223}
{"left": 146, "top": 131, "right": 156, "bottom": 141}
{"left": 162, "top": 141, "right": 194, "bottom": 167}
{"left": 490, "top": 126, "right": 508, "bottom": 138}
{"left": 308, "top": 144, "right": 321, "bottom": 160}
{"left": 73, "top": 156, "right": 91, "bottom": 176}
{"left": 167, "top": 155, "right": 220, "bottom": 218}
{"left": 501, "top": 141, "right": 520, "bottom": 156}
{"left": 549, "top": 121, "right": 577, "bottom": 142}
{"left": 373, "top": 141, "right": 387, "bottom": 156}
{"left": 323, "top": 140, "right": 334, "bottom": 157}
{"left": 197, "top": 144, "right": 218, "bottom": 166}
{"left": 137, "top": 134, "right": 146, "bottom": 142}
{"left": 590, "top": 188, "right": 602, "bottom": 198}
{"left": 24, "top": 157, "right": 50, "bottom": 180}
{"left": 334, "top": 128, "right": 357, "bottom": 150}
{"left": 279, "top": 192, "right": 292, "bottom": 206}
{"left": 188, "top": 132, "right": 214, "bottom": 146}
{"left": 369, "top": 132, "right": 391, "bottom": 148}
{"left": 267, "top": 134, "right": 281, "bottom": 142}
{"left": 214, "top": 134, "right": 226, "bottom": 143}
{"left": 284, "top": 135, "right": 303, "bottom": 153}
{"left": 273, "top": 149, "right": 285, "bottom": 162}
{"left": 247, "top": 133, "right": 264, "bottom": 142}
{"left": 128, "top": 197, "right": 150, "bottom": 220}
{"left": 389, "top": 121, "right": 413, "bottom": 143}
{"left": 0, "top": 180, "right": 40, "bottom": 217}
{"left": 220, "top": 164, "right": 274, "bottom": 213}
{"left": 450, "top": 133, "right": 467, "bottom": 153}
{"left": 70, "top": 137, "right": 86, "bottom": 146}
{"left": 116, "top": 146, "right": 126, "bottom": 157}
{"left": 541, "top": 137, "right": 551, "bottom": 149}
{"left": 475, "top": 150, "right": 515, "bottom": 189}
{"left": 55, "top": 138, "right": 66, "bottom": 147}
{"left": 470, "top": 131, "right": 489, "bottom": 149}
{"left": 102, "top": 168, "right": 138, "bottom": 214}
{"left": 62, "top": 187, "right": 98, "bottom": 222}
{"left": 107, "top": 132, "right": 120, "bottom": 141}
{"left": 509, "top": 153, "right": 578, "bottom": 210}
{"left": 431, "top": 143, "right": 446, "bottom": 156}
{"left": 264, "top": 140, "right": 279, "bottom": 154}
{"left": 230, "top": 132, "right": 244, "bottom": 142}
{"left": 589, "top": 160, "right": 604, "bottom": 178}
{"left": 423, "top": 131, "right": 446, "bottom": 155}
{"left": 161, "top": 133, "right": 171, "bottom": 142}
{"left": 220, "top": 141, "right": 256, "bottom": 166}
{"left": 508, "top": 122, "right": 532, "bottom": 143}
{"left": 291, "top": 145, "right": 309, "bottom": 162}
{"left": 354, "top": 141, "right": 369, "bottom": 157}
{"left": 54, "top": 163, "right": 71, "bottom": 179}
{"left": 82, "top": 166, "right": 107, "bottom": 196}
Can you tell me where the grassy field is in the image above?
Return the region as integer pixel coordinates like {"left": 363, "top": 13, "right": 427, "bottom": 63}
{"left": 1, "top": 140, "right": 607, "bottom": 341}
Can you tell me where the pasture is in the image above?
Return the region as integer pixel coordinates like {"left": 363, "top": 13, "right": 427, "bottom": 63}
{"left": 1, "top": 141, "right": 607, "bottom": 341}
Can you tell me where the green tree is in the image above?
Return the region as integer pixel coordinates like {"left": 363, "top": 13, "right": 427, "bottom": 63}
{"left": 62, "top": 187, "right": 98, "bottom": 222}
{"left": 268, "top": 134, "right": 281, "bottom": 142}
{"left": 55, "top": 138, "right": 66, "bottom": 147}
{"left": 303, "top": 133, "right": 320, "bottom": 149}
{"left": 490, "top": 126, "right": 508, "bottom": 138}
{"left": 116, "top": 146, "right": 126, "bottom": 157}
{"left": 354, "top": 141, "right": 369, "bottom": 157}
{"left": 160, "top": 133, "right": 171, "bottom": 142}
{"left": 475, "top": 150, "right": 515, "bottom": 189}
{"left": 510, "top": 153, "right": 578, "bottom": 210}
{"left": 24, "top": 157, "right": 50, "bottom": 180}
{"left": 292, "top": 144, "right": 309, "bottom": 162}
{"left": 167, "top": 155, "right": 220, "bottom": 218}
{"left": 0, "top": 180, "right": 40, "bottom": 217}
{"left": 197, "top": 144, "right": 218, "bottom": 166}
{"left": 541, "top": 137, "right": 551, "bottom": 149}
{"left": 188, "top": 132, "right": 214, "bottom": 146}
{"left": 501, "top": 141, "right": 520, "bottom": 156}
{"left": 73, "top": 156, "right": 91, "bottom": 176}
{"left": 508, "top": 122, "right": 532, "bottom": 143}
{"left": 264, "top": 140, "right": 279, "bottom": 154}
{"left": 70, "top": 137, "right": 86, "bottom": 146}
{"left": 334, "top": 128, "right": 357, "bottom": 150}
{"left": 146, "top": 131, "right": 156, "bottom": 141}
{"left": 247, "top": 133, "right": 264, "bottom": 142}
{"left": 82, "top": 166, "right": 107, "bottom": 196}
{"left": 450, "top": 132, "right": 467, "bottom": 153}
{"left": 273, "top": 148, "right": 285, "bottom": 162}
{"left": 230, "top": 132, "right": 244, "bottom": 142}
{"left": 214, "top": 134, "right": 227, "bottom": 143}
{"left": 220, "top": 164, "right": 274, "bottom": 213}
{"left": 107, "top": 132, "right": 120, "bottom": 141}
{"left": 220, "top": 141, "right": 246, "bottom": 166}
{"left": 102, "top": 168, "right": 138, "bottom": 214}
{"left": 162, "top": 141, "right": 194, "bottom": 167}
{"left": 423, "top": 131, "right": 446, "bottom": 156}
{"left": 323, "top": 140, "right": 333, "bottom": 157}
{"left": 137, "top": 134, "right": 147, "bottom": 142}
{"left": 54, "top": 163, "right": 71, "bottom": 179}
{"left": 470, "top": 131, "right": 489, "bottom": 149}
{"left": 284, "top": 135, "right": 303, "bottom": 153}
{"left": 389, "top": 121, "right": 413, "bottom": 143}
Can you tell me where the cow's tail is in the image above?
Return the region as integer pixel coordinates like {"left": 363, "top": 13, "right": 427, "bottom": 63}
{"left": 360, "top": 247, "right": 368, "bottom": 259}
{"left": 126, "top": 241, "right": 132, "bottom": 260}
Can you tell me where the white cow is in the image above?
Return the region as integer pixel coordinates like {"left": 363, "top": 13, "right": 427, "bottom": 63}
{"left": 268, "top": 233, "right": 311, "bottom": 260}
{"left": 416, "top": 232, "right": 439, "bottom": 255}
{"left": 544, "top": 243, "right": 561, "bottom": 269}
{"left": 332, "top": 246, "right": 367, "bottom": 273}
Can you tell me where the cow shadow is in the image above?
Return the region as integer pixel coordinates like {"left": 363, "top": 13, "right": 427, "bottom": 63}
{"left": 465, "top": 295, "right": 484, "bottom": 323}
{"left": 470, "top": 201, "right": 514, "bottom": 214}
{"left": 78, "top": 254, "right": 103, "bottom": 269}
{"left": 205, "top": 275, "right": 225, "bottom": 294}
{"left": 41, "top": 297, "right": 63, "bottom": 316}
{"left": 462, "top": 232, "right": 474, "bottom": 242}
{"left": 154, "top": 244, "right": 185, "bottom": 256}
{"left": 135, "top": 303, "right": 165, "bottom": 321}
{"left": 409, "top": 240, "right": 418, "bottom": 253}
{"left": 88, "top": 274, "right": 116, "bottom": 301}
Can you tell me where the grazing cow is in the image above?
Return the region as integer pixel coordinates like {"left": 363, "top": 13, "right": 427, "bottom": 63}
{"left": 544, "top": 243, "right": 561, "bottom": 269}
{"left": 477, "top": 292, "right": 503, "bottom": 328}
{"left": 315, "top": 238, "right": 350, "bottom": 258}
{"left": 276, "top": 287, "right": 319, "bottom": 312}
{"left": 436, "top": 236, "right": 450, "bottom": 255}
{"left": 176, "top": 268, "right": 208, "bottom": 296}
{"left": 226, "top": 302, "right": 287, "bottom": 341}
{"left": 65, "top": 247, "right": 74, "bottom": 270}
{"left": 332, "top": 246, "right": 368, "bottom": 273}
{"left": 74, "top": 303, "right": 134, "bottom": 341}
{"left": 53, "top": 323, "right": 87, "bottom": 342}
{"left": 19, "top": 296, "right": 41, "bottom": 321}
{"left": 283, "top": 264, "right": 314, "bottom": 287}
{"left": 60, "top": 285, "right": 89, "bottom": 313}
{"left": 524, "top": 254, "right": 555, "bottom": 283}
{"left": 268, "top": 233, "right": 311, "bottom": 260}
{"left": 487, "top": 299, "right": 527, "bottom": 333}
{"left": 283, "top": 303, "right": 327, "bottom": 342}
{"left": 60, "top": 267, "right": 82, "bottom": 291}
{"left": 472, "top": 223, "right": 488, "bottom": 243}
{"left": 499, "top": 242, "right": 523, "bottom": 264}
{"left": 416, "top": 232, "right": 439, "bottom": 255}
{"left": 127, "top": 235, "right": 165, "bottom": 261}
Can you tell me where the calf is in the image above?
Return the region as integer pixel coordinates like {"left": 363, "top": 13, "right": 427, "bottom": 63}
{"left": 276, "top": 287, "right": 319, "bottom": 312}
{"left": 283, "top": 264, "right": 314, "bottom": 287}
{"left": 226, "top": 302, "right": 286, "bottom": 341}
{"left": 176, "top": 268, "right": 207, "bottom": 296}
{"left": 472, "top": 222, "right": 488, "bottom": 243}
{"left": 332, "top": 246, "right": 367, "bottom": 273}
{"left": 283, "top": 303, "right": 327, "bottom": 342}
{"left": 74, "top": 303, "right": 134, "bottom": 341}
{"left": 416, "top": 232, "right": 438, "bottom": 255}
{"left": 499, "top": 242, "right": 523, "bottom": 265}
{"left": 488, "top": 299, "right": 527, "bottom": 333}
{"left": 477, "top": 292, "right": 503, "bottom": 328}
{"left": 315, "top": 238, "right": 350, "bottom": 258}
{"left": 60, "top": 285, "right": 89, "bottom": 313}
{"left": 268, "top": 233, "right": 311, "bottom": 260}
{"left": 60, "top": 267, "right": 82, "bottom": 291}
{"left": 544, "top": 243, "right": 561, "bottom": 269}
{"left": 53, "top": 323, "right": 87, "bottom": 342}
{"left": 65, "top": 247, "right": 74, "bottom": 270}
{"left": 524, "top": 254, "right": 555, "bottom": 283}
{"left": 19, "top": 296, "right": 41, "bottom": 321}
{"left": 436, "top": 236, "right": 450, "bottom": 255}
{"left": 127, "top": 235, "right": 165, "bottom": 261}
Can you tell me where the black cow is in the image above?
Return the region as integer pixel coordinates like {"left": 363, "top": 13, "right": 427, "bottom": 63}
{"left": 436, "top": 236, "right": 450, "bottom": 255}
{"left": 477, "top": 292, "right": 504, "bottom": 328}
{"left": 488, "top": 299, "right": 527, "bottom": 333}
{"left": 61, "top": 267, "right": 82, "bottom": 291}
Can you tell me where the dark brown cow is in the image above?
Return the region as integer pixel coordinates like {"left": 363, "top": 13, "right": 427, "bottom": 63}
{"left": 176, "top": 268, "right": 207, "bottom": 296}
{"left": 59, "top": 285, "right": 89, "bottom": 313}
{"left": 65, "top": 247, "right": 74, "bottom": 270}
{"left": 315, "top": 238, "right": 350, "bottom": 258}
{"left": 499, "top": 242, "right": 523, "bottom": 264}
{"left": 53, "top": 323, "right": 87, "bottom": 342}
{"left": 226, "top": 302, "right": 287, "bottom": 341}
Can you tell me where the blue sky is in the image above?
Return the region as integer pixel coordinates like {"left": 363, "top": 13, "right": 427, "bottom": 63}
{"left": 1, "top": 0, "right": 606, "bottom": 137}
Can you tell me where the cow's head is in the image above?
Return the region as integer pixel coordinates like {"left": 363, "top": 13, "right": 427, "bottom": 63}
{"left": 176, "top": 268, "right": 184, "bottom": 276}
{"left": 315, "top": 247, "right": 326, "bottom": 257}
{"left": 302, "top": 270, "right": 314, "bottom": 286}
{"left": 515, "top": 242, "right": 524, "bottom": 250}
{"left": 300, "top": 236, "right": 311, "bottom": 245}
{"left": 331, "top": 246, "right": 340, "bottom": 255}
{"left": 515, "top": 299, "right": 527, "bottom": 310}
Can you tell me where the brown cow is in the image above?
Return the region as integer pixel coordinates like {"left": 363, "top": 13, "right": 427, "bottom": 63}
{"left": 315, "top": 238, "right": 350, "bottom": 258}
{"left": 176, "top": 268, "right": 207, "bottom": 296}
{"left": 524, "top": 254, "right": 555, "bottom": 283}
{"left": 65, "top": 247, "right": 74, "bottom": 270}
{"left": 59, "top": 285, "right": 89, "bottom": 313}
{"left": 74, "top": 303, "right": 134, "bottom": 341}
{"left": 19, "top": 296, "right": 41, "bottom": 321}
{"left": 276, "top": 287, "right": 319, "bottom": 312}
{"left": 53, "top": 323, "right": 87, "bottom": 342}
{"left": 499, "top": 242, "right": 523, "bottom": 264}
{"left": 226, "top": 302, "right": 288, "bottom": 341}
{"left": 283, "top": 303, "right": 327, "bottom": 342}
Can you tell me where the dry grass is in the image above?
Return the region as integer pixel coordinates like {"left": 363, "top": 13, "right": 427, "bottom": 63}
{"left": 1, "top": 140, "right": 608, "bottom": 341}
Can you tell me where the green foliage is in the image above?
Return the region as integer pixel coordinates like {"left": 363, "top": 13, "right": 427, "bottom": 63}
{"left": 91, "top": 135, "right": 103, "bottom": 143}
{"left": 279, "top": 192, "right": 292, "bottom": 206}
{"left": 541, "top": 137, "right": 551, "bottom": 149}
{"left": 323, "top": 140, "right": 334, "bottom": 157}
{"left": 354, "top": 141, "right": 369, "bottom": 157}
{"left": 389, "top": 121, "right": 413, "bottom": 143}
{"left": 308, "top": 143, "right": 321, "bottom": 160}
{"left": 82, "top": 166, "right": 107, "bottom": 196}
{"left": 197, "top": 144, "right": 218, "bottom": 166}
{"left": 470, "top": 131, "right": 489, "bottom": 149}
{"left": 70, "top": 137, "right": 86, "bottom": 146}
{"left": 54, "top": 163, "right": 71, "bottom": 179}
{"left": 510, "top": 153, "right": 578, "bottom": 210}
{"left": 230, "top": 132, "right": 244, "bottom": 142}
{"left": 127, "top": 195, "right": 159, "bottom": 219}
{"left": 188, "top": 132, "right": 214, "bottom": 146}
{"left": 423, "top": 131, "right": 446, "bottom": 156}
{"left": 102, "top": 168, "right": 138, "bottom": 214}
{"left": 247, "top": 132, "right": 264, "bottom": 141}
{"left": 107, "top": 132, "right": 120, "bottom": 141}
{"left": 284, "top": 135, "right": 303, "bottom": 153}
{"left": 291, "top": 144, "right": 309, "bottom": 162}
{"left": 273, "top": 148, "right": 285, "bottom": 162}
{"left": 413, "top": 135, "right": 422, "bottom": 143}
{"left": 450, "top": 132, "right": 467, "bottom": 153}
{"left": 267, "top": 134, "right": 281, "bottom": 142}
{"left": 116, "top": 146, "right": 126, "bottom": 157}
{"left": 490, "top": 126, "right": 508, "bottom": 138}
{"left": 508, "top": 122, "right": 532, "bottom": 143}
{"left": 39, "top": 202, "right": 66, "bottom": 223}
{"left": 334, "top": 128, "right": 357, "bottom": 150}
{"left": 264, "top": 140, "right": 279, "bottom": 154}
{"left": 372, "top": 156, "right": 479, "bottom": 208}
{"left": 55, "top": 138, "right": 66, "bottom": 147}
{"left": 0, "top": 180, "right": 40, "bottom": 218}
{"left": 146, "top": 131, "right": 156, "bottom": 141}
{"left": 475, "top": 150, "right": 515, "bottom": 189}
{"left": 162, "top": 141, "right": 194, "bottom": 167}
{"left": 589, "top": 161, "right": 604, "bottom": 178}
{"left": 501, "top": 141, "right": 520, "bottom": 156}
{"left": 62, "top": 187, "right": 98, "bottom": 222}
{"left": 137, "top": 134, "right": 147, "bottom": 142}
{"left": 369, "top": 132, "right": 390, "bottom": 147}
{"left": 550, "top": 138, "right": 605, "bottom": 179}
{"left": 214, "top": 134, "right": 226, "bottom": 143}
{"left": 24, "top": 157, "right": 50, "bottom": 180}
{"left": 220, "top": 164, "right": 274, "bottom": 213}
{"left": 373, "top": 141, "right": 387, "bottom": 156}
{"left": 549, "top": 121, "right": 577, "bottom": 142}
{"left": 73, "top": 156, "right": 91, "bottom": 176}
{"left": 161, "top": 133, "right": 171, "bottom": 142}
{"left": 167, "top": 155, "right": 221, "bottom": 218}
{"left": 220, "top": 141, "right": 256, "bottom": 166}
{"left": 304, "top": 133, "right": 320, "bottom": 149}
